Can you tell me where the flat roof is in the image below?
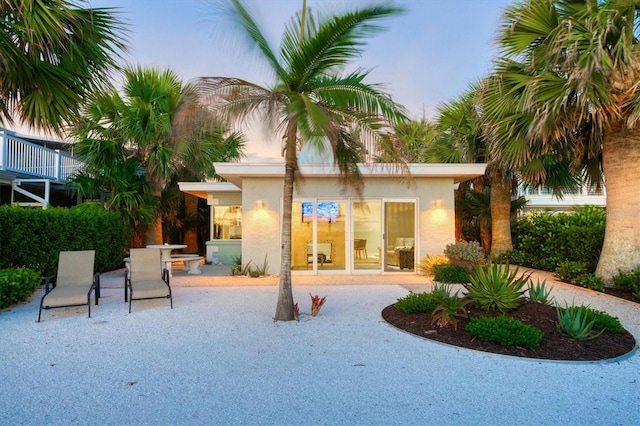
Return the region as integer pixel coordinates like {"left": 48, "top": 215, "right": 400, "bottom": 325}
{"left": 210, "top": 162, "right": 487, "bottom": 188}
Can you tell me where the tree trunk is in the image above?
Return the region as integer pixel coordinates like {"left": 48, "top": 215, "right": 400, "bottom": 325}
{"left": 480, "top": 221, "right": 491, "bottom": 255}
{"left": 490, "top": 168, "right": 513, "bottom": 258}
{"left": 454, "top": 189, "right": 464, "bottom": 241}
{"left": 145, "top": 177, "right": 165, "bottom": 245}
{"left": 595, "top": 122, "right": 640, "bottom": 284}
{"left": 274, "top": 121, "right": 297, "bottom": 321}
{"left": 184, "top": 193, "right": 199, "bottom": 253}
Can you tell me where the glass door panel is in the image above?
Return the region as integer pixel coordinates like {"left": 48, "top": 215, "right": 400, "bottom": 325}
{"left": 384, "top": 201, "right": 416, "bottom": 272}
{"left": 353, "top": 200, "right": 382, "bottom": 271}
{"left": 316, "top": 200, "right": 346, "bottom": 271}
{"left": 291, "top": 201, "right": 314, "bottom": 270}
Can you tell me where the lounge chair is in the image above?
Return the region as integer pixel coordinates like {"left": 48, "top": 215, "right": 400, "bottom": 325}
{"left": 38, "top": 250, "right": 99, "bottom": 322}
{"left": 126, "top": 248, "right": 172, "bottom": 313}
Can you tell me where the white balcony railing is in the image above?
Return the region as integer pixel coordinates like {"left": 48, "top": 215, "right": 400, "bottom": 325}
{"left": 520, "top": 184, "right": 606, "bottom": 211}
{"left": 0, "top": 130, "right": 81, "bottom": 182}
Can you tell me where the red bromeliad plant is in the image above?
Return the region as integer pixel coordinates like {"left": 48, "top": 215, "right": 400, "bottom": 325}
{"left": 310, "top": 294, "right": 327, "bottom": 316}
{"left": 293, "top": 302, "right": 299, "bottom": 321}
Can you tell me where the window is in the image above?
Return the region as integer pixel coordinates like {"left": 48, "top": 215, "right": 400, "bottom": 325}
{"left": 213, "top": 206, "right": 242, "bottom": 239}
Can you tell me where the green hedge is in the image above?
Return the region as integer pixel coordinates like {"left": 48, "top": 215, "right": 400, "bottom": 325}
{"left": 509, "top": 206, "right": 605, "bottom": 273}
{"left": 0, "top": 204, "right": 132, "bottom": 276}
{"left": 0, "top": 267, "right": 41, "bottom": 309}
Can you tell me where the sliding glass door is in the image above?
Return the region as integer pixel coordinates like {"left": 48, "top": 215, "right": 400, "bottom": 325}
{"left": 384, "top": 201, "right": 416, "bottom": 272}
{"left": 352, "top": 200, "right": 382, "bottom": 271}
{"left": 292, "top": 200, "right": 346, "bottom": 272}
{"left": 291, "top": 198, "right": 415, "bottom": 274}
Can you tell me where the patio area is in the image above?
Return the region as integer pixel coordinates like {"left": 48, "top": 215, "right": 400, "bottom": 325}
{"left": 1, "top": 266, "right": 639, "bottom": 425}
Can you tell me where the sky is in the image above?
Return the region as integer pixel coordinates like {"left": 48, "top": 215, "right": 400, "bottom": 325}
{"left": 79, "top": 0, "right": 514, "bottom": 161}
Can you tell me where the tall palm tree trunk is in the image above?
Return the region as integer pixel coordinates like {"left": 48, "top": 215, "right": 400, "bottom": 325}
{"left": 274, "top": 122, "right": 297, "bottom": 321}
{"left": 145, "top": 177, "right": 165, "bottom": 245}
{"left": 595, "top": 122, "right": 640, "bottom": 284}
{"left": 490, "top": 169, "right": 513, "bottom": 258}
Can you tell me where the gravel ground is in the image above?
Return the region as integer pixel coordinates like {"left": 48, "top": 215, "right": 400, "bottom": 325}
{"left": 1, "top": 267, "right": 639, "bottom": 425}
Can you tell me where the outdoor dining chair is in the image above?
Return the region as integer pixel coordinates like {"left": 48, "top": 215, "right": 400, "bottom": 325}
{"left": 38, "top": 250, "right": 99, "bottom": 322}
{"left": 126, "top": 248, "right": 172, "bottom": 313}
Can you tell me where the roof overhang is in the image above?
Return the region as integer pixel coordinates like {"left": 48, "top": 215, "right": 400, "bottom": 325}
{"left": 178, "top": 181, "right": 240, "bottom": 199}
{"left": 211, "top": 162, "right": 487, "bottom": 188}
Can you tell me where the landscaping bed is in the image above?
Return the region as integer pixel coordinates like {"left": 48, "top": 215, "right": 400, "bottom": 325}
{"left": 382, "top": 301, "right": 636, "bottom": 361}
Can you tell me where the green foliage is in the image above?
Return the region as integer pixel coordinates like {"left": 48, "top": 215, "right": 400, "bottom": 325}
{"left": 556, "top": 304, "right": 603, "bottom": 341}
{"left": 465, "top": 316, "right": 543, "bottom": 348}
{"left": 555, "top": 261, "right": 588, "bottom": 282}
{"left": 585, "top": 309, "right": 624, "bottom": 333}
{"left": 395, "top": 292, "right": 443, "bottom": 314}
{"left": 465, "top": 261, "right": 528, "bottom": 313}
{"left": 527, "top": 279, "right": 554, "bottom": 305}
{"left": 418, "top": 254, "right": 449, "bottom": 275}
{"left": 431, "top": 290, "right": 471, "bottom": 330}
{"left": 230, "top": 256, "right": 250, "bottom": 276}
{"left": 444, "top": 240, "right": 484, "bottom": 262}
{"left": 0, "top": 206, "right": 131, "bottom": 276}
{"left": 573, "top": 274, "right": 605, "bottom": 292}
{"left": 510, "top": 207, "right": 605, "bottom": 273}
{"left": 433, "top": 263, "right": 469, "bottom": 284}
{"left": 611, "top": 267, "right": 640, "bottom": 301}
{"left": 231, "top": 254, "right": 269, "bottom": 277}
{"left": 0, "top": 268, "right": 41, "bottom": 309}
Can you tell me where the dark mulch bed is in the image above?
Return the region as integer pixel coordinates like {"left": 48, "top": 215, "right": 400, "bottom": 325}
{"left": 382, "top": 300, "right": 637, "bottom": 361}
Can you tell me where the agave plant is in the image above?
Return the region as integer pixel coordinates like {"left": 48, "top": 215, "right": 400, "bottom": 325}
{"left": 465, "top": 261, "right": 528, "bottom": 313}
{"left": 430, "top": 291, "right": 472, "bottom": 330}
{"left": 556, "top": 304, "right": 604, "bottom": 341}
{"left": 527, "top": 279, "right": 554, "bottom": 305}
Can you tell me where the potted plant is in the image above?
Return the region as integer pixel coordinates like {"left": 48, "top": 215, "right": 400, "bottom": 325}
{"left": 444, "top": 241, "right": 484, "bottom": 272}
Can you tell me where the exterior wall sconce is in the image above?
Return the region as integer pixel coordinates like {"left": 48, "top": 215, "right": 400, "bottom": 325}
{"left": 433, "top": 199, "right": 443, "bottom": 209}
{"left": 255, "top": 200, "right": 265, "bottom": 209}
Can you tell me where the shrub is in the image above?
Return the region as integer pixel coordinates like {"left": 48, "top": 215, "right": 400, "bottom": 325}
{"left": 433, "top": 263, "right": 469, "bottom": 284}
{"left": 573, "top": 274, "right": 605, "bottom": 292}
{"left": 510, "top": 206, "right": 604, "bottom": 273}
{"left": 444, "top": 241, "right": 484, "bottom": 262}
{"left": 0, "top": 268, "right": 41, "bottom": 309}
{"left": 587, "top": 309, "right": 624, "bottom": 333}
{"left": 527, "top": 279, "right": 554, "bottom": 305}
{"left": 555, "top": 261, "right": 588, "bottom": 282}
{"left": 418, "top": 254, "right": 449, "bottom": 275}
{"left": 395, "top": 292, "right": 443, "bottom": 314}
{"left": 611, "top": 267, "right": 640, "bottom": 301}
{"left": 0, "top": 205, "right": 131, "bottom": 276}
{"left": 465, "top": 316, "right": 543, "bottom": 348}
{"left": 556, "top": 304, "right": 603, "bottom": 341}
{"left": 465, "top": 261, "right": 528, "bottom": 313}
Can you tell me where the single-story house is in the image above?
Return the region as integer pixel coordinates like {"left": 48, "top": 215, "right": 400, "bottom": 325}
{"left": 179, "top": 162, "right": 486, "bottom": 275}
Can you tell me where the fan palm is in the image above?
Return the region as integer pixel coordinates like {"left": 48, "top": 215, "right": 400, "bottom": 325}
{"left": 198, "top": 0, "right": 408, "bottom": 320}
{"left": 491, "top": 0, "right": 640, "bottom": 282}
{"left": 0, "top": 0, "right": 125, "bottom": 132}
{"left": 71, "top": 66, "right": 244, "bottom": 245}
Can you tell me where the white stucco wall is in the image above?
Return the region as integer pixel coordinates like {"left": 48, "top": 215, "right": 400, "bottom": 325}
{"left": 240, "top": 175, "right": 456, "bottom": 275}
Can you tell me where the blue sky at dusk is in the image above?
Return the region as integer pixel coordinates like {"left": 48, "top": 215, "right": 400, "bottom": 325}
{"left": 85, "top": 0, "right": 513, "bottom": 161}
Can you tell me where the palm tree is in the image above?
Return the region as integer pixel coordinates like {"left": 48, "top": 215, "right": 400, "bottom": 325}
{"left": 426, "top": 81, "right": 578, "bottom": 257}
{"left": 394, "top": 116, "right": 440, "bottom": 163}
{"left": 0, "top": 0, "right": 125, "bottom": 132}
{"left": 72, "top": 66, "right": 244, "bottom": 245}
{"left": 491, "top": 0, "right": 640, "bottom": 282}
{"left": 198, "top": 0, "right": 408, "bottom": 321}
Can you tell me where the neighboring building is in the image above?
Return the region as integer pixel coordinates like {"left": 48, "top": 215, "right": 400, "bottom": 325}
{"left": 0, "top": 128, "right": 81, "bottom": 208}
{"left": 520, "top": 185, "right": 606, "bottom": 212}
{"left": 179, "top": 162, "right": 487, "bottom": 276}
